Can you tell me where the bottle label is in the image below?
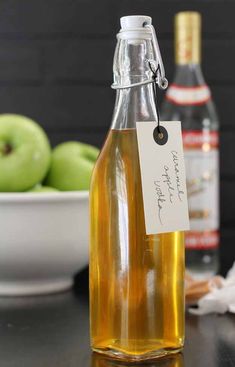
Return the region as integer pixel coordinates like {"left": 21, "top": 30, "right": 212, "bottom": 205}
{"left": 185, "top": 230, "right": 219, "bottom": 250}
{"left": 183, "top": 130, "right": 219, "bottom": 250}
{"left": 136, "top": 121, "right": 190, "bottom": 235}
{"left": 166, "top": 84, "right": 211, "bottom": 106}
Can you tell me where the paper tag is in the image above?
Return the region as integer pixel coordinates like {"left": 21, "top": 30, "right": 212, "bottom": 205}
{"left": 136, "top": 121, "right": 190, "bottom": 235}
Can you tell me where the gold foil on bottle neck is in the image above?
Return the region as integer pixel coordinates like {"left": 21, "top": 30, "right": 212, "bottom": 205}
{"left": 175, "top": 11, "right": 201, "bottom": 65}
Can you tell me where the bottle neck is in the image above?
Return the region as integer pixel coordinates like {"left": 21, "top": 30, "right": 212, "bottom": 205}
{"left": 172, "top": 63, "right": 206, "bottom": 87}
{"left": 111, "top": 84, "right": 158, "bottom": 130}
{"left": 111, "top": 37, "right": 158, "bottom": 129}
{"left": 175, "top": 12, "right": 201, "bottom": 66}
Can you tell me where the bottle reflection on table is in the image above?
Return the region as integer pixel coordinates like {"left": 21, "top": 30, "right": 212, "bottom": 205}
{"left": 91, "top": 352, "right": 184, "bottom": 367}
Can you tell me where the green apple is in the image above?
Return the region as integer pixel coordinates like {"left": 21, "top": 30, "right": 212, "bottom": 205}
{"left": 45, "top": 141, "right": 99, "bottom": 191}
{"left": 0, "top": 114, "right": 51, "bottom": 192}
{"left": 29, "top": 184, "right": 58, "bottom": 192}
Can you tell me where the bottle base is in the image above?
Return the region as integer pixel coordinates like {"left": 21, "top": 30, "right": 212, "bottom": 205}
{"left": 92, "top": 346, "right": 183, "bottom": 362}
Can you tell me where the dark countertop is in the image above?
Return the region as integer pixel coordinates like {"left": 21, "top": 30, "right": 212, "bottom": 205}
{"left": 0, "top": 272, "right": 235, "bottom": 367}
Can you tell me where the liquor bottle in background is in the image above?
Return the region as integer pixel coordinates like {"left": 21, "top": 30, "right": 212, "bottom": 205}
{"left": 90, "top": 16, "right": 185, "bottom": 361}
{"left": 161, "top": 12, "right": 219, "bottom": 279}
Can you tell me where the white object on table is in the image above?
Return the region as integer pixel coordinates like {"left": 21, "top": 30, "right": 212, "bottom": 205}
{"left": 189, "top": 262, "right": 235, "bottom": 315}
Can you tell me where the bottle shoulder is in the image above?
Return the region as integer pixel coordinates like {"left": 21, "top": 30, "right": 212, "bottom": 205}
{"left": 161, "top": 99, "right": 219, "bottom": 131}
{"left": 161, "top": 64, "right": 219, "bottom": 130}
{"left": 161, "top": 83, "right": 219, "bottom": 131}
{"left": 91, "top": 129, "right": 138, "bottom": 180}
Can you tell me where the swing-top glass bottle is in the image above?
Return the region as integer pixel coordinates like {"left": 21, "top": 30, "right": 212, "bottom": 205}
{"left": 90, "top": 16, "right": 185, "bottom": 361}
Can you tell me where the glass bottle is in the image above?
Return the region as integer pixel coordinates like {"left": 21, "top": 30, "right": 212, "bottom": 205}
{"left": 90, "top": 15, "right": 184, "bottom": 361}
{"left": 161, "top": 12, "right": 219, "bottom": 279}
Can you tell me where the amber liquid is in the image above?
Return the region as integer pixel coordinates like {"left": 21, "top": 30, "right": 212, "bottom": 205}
{"left": 90, "top": 129, "right": 185, "bottom": 361}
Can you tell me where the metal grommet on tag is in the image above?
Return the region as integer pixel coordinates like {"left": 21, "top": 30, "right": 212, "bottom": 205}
{"left": 153, "top": 126, "right": 168, "bottom": 145}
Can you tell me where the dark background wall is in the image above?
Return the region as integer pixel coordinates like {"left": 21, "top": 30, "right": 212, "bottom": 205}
{"left": 0, "top": 0, "right": 234, "bottom": 273}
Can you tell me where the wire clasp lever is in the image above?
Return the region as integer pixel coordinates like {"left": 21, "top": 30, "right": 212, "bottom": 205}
{"left": 143, "top": 22, "right": 168, "bottom": 90}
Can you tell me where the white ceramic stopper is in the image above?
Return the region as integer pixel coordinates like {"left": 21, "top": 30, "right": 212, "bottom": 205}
{"left": 120, "top": 15, "right": 152, "bottom": 30}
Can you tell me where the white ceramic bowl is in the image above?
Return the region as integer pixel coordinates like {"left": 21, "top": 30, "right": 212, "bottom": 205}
{"left": 0, "top": 191, "right": 89, "bottom": 296}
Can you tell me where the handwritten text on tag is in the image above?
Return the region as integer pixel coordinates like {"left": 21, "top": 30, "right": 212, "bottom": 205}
{"left": 136, "top": 121, "right": 190, "bottom": 235}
